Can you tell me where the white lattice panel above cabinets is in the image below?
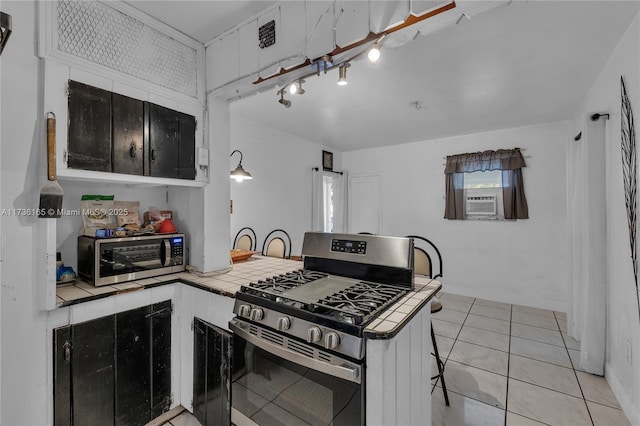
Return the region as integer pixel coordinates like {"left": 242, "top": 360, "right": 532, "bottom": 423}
{"left": 39, "top": 0, "right": 205, "bottom": 103}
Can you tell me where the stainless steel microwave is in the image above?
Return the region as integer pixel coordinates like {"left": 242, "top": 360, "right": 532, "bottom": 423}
{"left": 77, "top": 234, "right": 186, "bottom": 286}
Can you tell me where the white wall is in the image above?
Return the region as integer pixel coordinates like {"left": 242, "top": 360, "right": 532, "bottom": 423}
{"left": 229, "top": 114, "right": 339, "bottom": 256}
{"left": 571, "top": 13, "right": 640, "bottom": 424}
{"left": 1, "top": 1, "right": 52, "bottom": 423}
{"left": 342, "top": 122, "right": 570, "bottom": 312}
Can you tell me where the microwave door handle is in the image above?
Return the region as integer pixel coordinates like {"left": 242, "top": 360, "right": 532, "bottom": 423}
{"left": 162, "top": 239, "right": 172, "bottom": 266}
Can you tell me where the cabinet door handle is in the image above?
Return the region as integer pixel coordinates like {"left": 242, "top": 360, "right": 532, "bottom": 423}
{"left": 151, "top": 149, "right": 157, "bottom": 161}
{"left": 63, "top": 341, "right": 72, "bottom": 364}
{"left": 129, "top": 142, "right": 137, "bottom": 159}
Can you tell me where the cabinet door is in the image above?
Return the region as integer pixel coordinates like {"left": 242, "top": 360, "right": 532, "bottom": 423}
{"left": 115, "top": 306, "right": 151, "bottom": 426}
{"left": 113, "top": 93, "right": 144, "bottom": 175}
{"left": 53, "top": 326, "right": 72, "bottom": 426}
{"left": 192, "top": 318, "right": 231, "bottom": 426}
{"left": 72, "top": 315, "right": 115, "bottom": 426}
{"left": 178, "top": 112, "right": 196, "bottom": 180}
{"left": 148, "top": 104, "right": 180, "bottom": 178}
{"left": 192, "top": 319, "right": 208, "bottom": 423}
{"left": 67, "top": 80, "right": 112, "bottom": 172}
{"left": 151, "top": 300, "right": 173, "bottom": 418}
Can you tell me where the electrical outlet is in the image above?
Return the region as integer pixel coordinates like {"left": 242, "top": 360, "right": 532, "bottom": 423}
{"left": 626, "top": 340, "right": 632, "bottom": 366}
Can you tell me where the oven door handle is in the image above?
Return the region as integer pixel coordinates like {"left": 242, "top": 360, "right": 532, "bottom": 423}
{"left": 230, "top": 320, "right": 362, "bottom": 384}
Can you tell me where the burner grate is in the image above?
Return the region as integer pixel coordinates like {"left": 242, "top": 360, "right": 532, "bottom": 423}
{"left": 314, "top": 282, "right": 408, "bottom": 325}
{"left": 242, "top": 270, "right": 328, "bottom": 297}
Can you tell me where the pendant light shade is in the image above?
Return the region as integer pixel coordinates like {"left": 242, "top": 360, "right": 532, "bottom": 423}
{"left": 230, "top": 150, "right": 253, "bottom": 182}
{"left": 0, "top": 12, "right": 12, "bottom": 56}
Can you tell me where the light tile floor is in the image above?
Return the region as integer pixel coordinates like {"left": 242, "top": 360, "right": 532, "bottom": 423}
{"left": 152, "top": 293, "right": 631, "bottom": 426}
{"left": 431, "top": 293, "right": 631, "bottom": 426}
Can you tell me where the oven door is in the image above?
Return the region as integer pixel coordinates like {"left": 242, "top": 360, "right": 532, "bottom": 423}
{"left": 230, "top": 319, "right": 364, "bottom": 426}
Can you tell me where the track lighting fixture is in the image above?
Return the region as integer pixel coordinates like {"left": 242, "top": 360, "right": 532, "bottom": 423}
{"left": 337, "top": 63, "right": 349, "bottom": 86}
{"left": 274, "top": 35, "right": 387, "bottom": 107}
{"left": 368, "top": 44, "right": 381, "bottom": 64}
{"left": 279, "top": 91, "right": 291, "bottom": 108}
{"left": 288, "top": 79, "right": 305, "bottom": 95}
{"left": 230, "top": 150, "right": 253, "bottom": 182}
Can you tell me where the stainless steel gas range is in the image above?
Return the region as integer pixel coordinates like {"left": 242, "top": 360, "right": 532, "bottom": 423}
{"left": 230, "top": 232, "right": 414, "bottom": 426}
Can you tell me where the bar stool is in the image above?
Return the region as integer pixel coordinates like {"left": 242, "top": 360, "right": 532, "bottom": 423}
{"left": 431, "top": 297, "right": 450, "bottom": 406}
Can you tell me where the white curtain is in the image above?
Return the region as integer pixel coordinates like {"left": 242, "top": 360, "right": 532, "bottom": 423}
{"left": 311, "top": 168, "right": 347, "bottom": 233}
{"left": 311, "top": 169, "right": 324, "bottom": 231}
{"left": 332, "top": 171, "right": 347, "bottom": 233}
{"left": 568, "top": 119, "right": 606, "bottom": 375}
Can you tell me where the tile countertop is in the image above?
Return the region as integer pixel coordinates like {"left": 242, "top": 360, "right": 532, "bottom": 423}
{"left": 56, "top": 255, "right": 303, "bottom": 307}
{"left": 364, "top": 275, "right": 442, "bottom": 339}
{"left": 56, "top": 256, "right": 442, "bottom": 341}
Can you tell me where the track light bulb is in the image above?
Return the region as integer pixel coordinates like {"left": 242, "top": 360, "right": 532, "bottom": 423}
{"left": 288, "top": 83, "right": 297, "bottom": 95}
{"left": 368, "top": 45, "right": 381, "bottom": 64}
{"left": 337, "top": 64, "right": 348, "bottom": 86}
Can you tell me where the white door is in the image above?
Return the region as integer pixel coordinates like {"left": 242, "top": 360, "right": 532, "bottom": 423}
{"left": 348, "top": 174, "right": 380, "bottom": 234}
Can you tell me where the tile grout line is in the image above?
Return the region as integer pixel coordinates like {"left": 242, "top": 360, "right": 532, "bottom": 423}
{"left": 555, "top": 311, "right": 596, "bottom": 426}
{"left": 504, "top": 302, "right": 513, "bottom": 426}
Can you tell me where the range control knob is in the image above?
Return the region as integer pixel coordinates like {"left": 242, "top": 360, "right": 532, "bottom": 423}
{"left": 307, "top": 326, "right": 322, "bottom": 344}
{"left": 276, "top": 316, "right": 291, "bottom": 331}
{"left": 324, "top": 332, "right": 340, "bottom": 350}
{"left": 238, "top": 304, "right": 251, "bottom": 318}
{"left": 249, "top": 308, "right": 264, "bottom": 322}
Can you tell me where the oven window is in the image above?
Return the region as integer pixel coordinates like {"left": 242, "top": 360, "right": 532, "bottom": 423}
{"left": 99, "top": 240, "right": 163, "bottom": 276}
{"left": 232, "top": 336, "right": 363, "bottom": 426}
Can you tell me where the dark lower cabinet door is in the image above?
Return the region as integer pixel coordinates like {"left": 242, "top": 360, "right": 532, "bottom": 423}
{"left": 151, "top": 300, "right": 172, "bottom": 419}
{"left": 67, "top": 80, "right": 112, "bottom": 172}
{"left": 53, "top": 302, "right": 172, "bottom": 426}
{"left": 113, "top": 93, "right": 144, "bottom": 176}
{"left": 115, "top": 306, "right": 151, "bottom": 426}
{"left": 193, "top": 318, "right": 231, "bottom": 426}
{"left": 149, "top": 104, "right": 180, "bottom": 179}
{"left": 53, "top": 326, "right": 72, "bottom": 426}
{"left": 72, "top": 315, "right": 116, "bottom": 426}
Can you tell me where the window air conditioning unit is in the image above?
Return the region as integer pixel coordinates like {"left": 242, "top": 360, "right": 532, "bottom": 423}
{"left": 466, "top": 195, "right": 497, "bottom": 216}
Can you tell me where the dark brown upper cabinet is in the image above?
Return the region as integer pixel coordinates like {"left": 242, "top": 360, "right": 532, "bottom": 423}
{"left": 67, "top": 80, "right": 196, "bottom": 180}
{"left": 67, "top": 81, "right": 112, "bottom": 172}
{"left": 112, "top": 93, "right": 144, "bottom": 176}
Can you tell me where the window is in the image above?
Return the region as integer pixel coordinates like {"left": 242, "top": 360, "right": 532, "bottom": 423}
{"left": 312, "top": 168, "right": 346, "bottom": 232}
{"left": 444, "top": 149, "right": 529, "bottom": 220}
{"left": 463, "top": 170, "right": 503, "bottom": 219}
{"left": 323, "top": 175, "right": 335, "bottom": 232}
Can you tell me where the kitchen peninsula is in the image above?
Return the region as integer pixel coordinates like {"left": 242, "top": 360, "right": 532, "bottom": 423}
{"left": 53, "top": 254, "right": 441, "bottom": 425}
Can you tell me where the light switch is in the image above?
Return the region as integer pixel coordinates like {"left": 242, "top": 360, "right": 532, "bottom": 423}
{"left": 197, "top": 148, "right": 209, "bottom": 167}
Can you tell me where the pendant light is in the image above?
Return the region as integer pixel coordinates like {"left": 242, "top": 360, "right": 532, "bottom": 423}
{"left": 230, "top": 150, "right": 253, "bottom": 182}
{"left": 0, "top": 12, "right": 12, "bottom": 55}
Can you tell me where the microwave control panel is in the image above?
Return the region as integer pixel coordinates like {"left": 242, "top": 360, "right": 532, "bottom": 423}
{"left": 331, "top": 239, "right": 367, "bottom": 254}
{"left": 170, "top": 236, "right": 184, "bottom": 265}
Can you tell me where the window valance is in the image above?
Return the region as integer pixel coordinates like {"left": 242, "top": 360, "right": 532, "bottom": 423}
{"left": 444, "top": 148, "right": 526, "bottom": 174}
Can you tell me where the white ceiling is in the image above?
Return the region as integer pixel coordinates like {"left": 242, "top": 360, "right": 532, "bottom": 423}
{"left": 124, "top": 1, "right": 277, "bottom": 43}
{"left": 126, "top": 1, "right": 640, "bottom": 152}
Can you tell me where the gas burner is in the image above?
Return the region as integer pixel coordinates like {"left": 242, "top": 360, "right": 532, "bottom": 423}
{"left": 314, "top": 281, "right": 408, "bottom": 325}
{"left": 241, "top": 270, "right": 329, "bottom": 297}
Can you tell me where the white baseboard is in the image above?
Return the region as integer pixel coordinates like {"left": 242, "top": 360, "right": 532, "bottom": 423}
{"left": 605, "top": 362, "right": 640, "bottom": 425}
{"left": 443, "top": 283, "right": 567, "bottom": 312}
